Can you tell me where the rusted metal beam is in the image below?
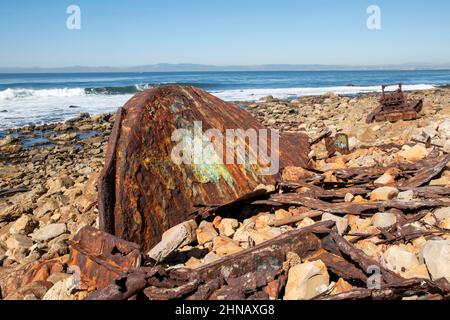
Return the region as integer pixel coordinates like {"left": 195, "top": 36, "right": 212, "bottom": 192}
{"left": 67, "top": 226, "right": 142, "bottom": 291}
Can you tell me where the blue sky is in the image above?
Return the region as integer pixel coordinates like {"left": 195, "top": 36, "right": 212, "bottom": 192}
{"left": 0, "top": 0, "right": 449, "bottom": 67}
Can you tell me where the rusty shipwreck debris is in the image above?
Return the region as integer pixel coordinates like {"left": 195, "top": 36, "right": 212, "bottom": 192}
{"left": 98, "top": 85, "right": 311, "bottom": 251}
{"left": 366, "top": 84, "right": 423, "bottom": 124}
{"left": 66, "top": 145, "right": 450, "bottom": 300}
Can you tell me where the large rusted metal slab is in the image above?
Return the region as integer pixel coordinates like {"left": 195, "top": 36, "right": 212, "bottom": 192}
{"left": 98, "top": 85, "right": 310, "bottom": 251}
{"left": 67, "top": 226, "right": 142, "bottom": 291}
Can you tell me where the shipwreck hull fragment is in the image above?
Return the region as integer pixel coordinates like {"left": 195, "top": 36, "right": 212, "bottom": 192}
{"left": 98, "top": 85, "right": 311, "bottom": 251}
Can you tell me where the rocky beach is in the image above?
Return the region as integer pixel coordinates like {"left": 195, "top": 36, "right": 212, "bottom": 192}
{"left": 0, "top": 87, "right": 449, "bottom": 300}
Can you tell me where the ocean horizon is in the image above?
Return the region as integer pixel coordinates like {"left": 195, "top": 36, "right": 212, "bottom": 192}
{"left": 1, "top": 69, "right": 449, "bottom": 130}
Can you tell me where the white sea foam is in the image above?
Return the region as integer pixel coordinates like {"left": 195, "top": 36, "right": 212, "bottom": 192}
{"left": 0, "top": 84, "right": 436, "bottom": 130}
{"left": 211, "top": 84, "right": 435, "bottom": 101}
{"left": 0, "top": 88, "right": 86, "bottom": 100}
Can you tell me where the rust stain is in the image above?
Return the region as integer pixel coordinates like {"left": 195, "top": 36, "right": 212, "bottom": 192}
{"left": 97, "top": 85, "right": 311, "bottom": 251}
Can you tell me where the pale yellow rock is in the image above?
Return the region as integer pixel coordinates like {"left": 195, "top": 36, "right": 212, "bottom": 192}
{"left": 249, "top": 227, "right": 282, "bottom": 245}
{"left": 372, "top": 212, "right": 397, "bottom": 228}
{"left": 185, "top": 256, "right": 202, "bottom": 269}
{"left": 429, "top": 176, "right": 450, "bottom": 186}
{"left": 382, "top": 246, "right": 420, "bottom": 274}
{"left": 255, "top": 214, "right": 275, "bottom": 230}
{"left": 330, "top": 278, "right": 353, "bottom": 295}
{"left": 403, "top": 264, "right": 430, "bottom": 280}
{"left": 355, "top": 240, "right": 382, "bottom": 262}
{"left": 321, "top": 213, "right": 348, "bottom": 235}
{"left": 213, "top": 236, "right": 243, "bottom": 257}
{"left": 284, "top": 260, "right": 330, "bottom": 300}
{"left": 296, "top": 217, "right": 316, "bottom": 229}
{"left": 420, "top": 240, "right": 450, "bottom": 281}
{"left": 434, "top": 207, "right": 450, "bottom": 222}
{"left": 374, "top": 173, "right": 396, "bottom": 186}
{"left": 148, "top": 220, "right": 197, "bottom": 261}
{"left": 438, "top": 217, "right": 450, "bottom": 230}
{"left": 370, "top": 187, "right": 399, "bottom": 201}
{"left": 9, "top": 215, "right": 37, "bottom": 235}
{"left": 196, "top": 221, "right": 218, "bottom": 245}
{"left": 218, "top": 218, "right": 239, "bottom": 237}
{"left": 275, "top": 209, "right": 292, "bottom": 220}
{"left": 398, "top": 144, "right": 428, "bottom": 162}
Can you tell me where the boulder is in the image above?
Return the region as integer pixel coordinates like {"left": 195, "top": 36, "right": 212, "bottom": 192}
{"left": 420, "top": 240, "right": 450, "bottom": 281}
{"left": 282, "top": 166, "right": 315, "bottom": 182}
{"left": 397, "top": 145, "right": 428, "bottom": 162}
{"left": 370, "top": 187, "right": 399, "bottom": 201}
{"left": 374, "top": 173, "right": 396, "bottom": 186}
{"left": 321, "top": 213, "right": 348, "bottom": 235}
{"left": 284, "top": 260, "right": 330, "bottom": 300}
{"left": 196, "top": 221, "right": 218, "bottom": 245}
{"left": 403, "top": 264, "right": 430, "bottom": 280}
{"left": 218, "top": 218, "right": 239, "bottom": 237}
{"left": 148, "top": 220, "right": 197, "bottom": 262}
{"left": 213, "top": 236, "right": 242, "bottom": 257}
{"left": 42, "top": 276, "right": 78, "bottom": 300}
{"left": 381, "top": 246, "right": 420, "bottom": 274}
{"left": 6, "top": 234, "right": 33, "bottom": 251}
{"left": 397, "top": 190, "right": 415, "bottom": 202}
{"left": 31, "top": 224, "right": 68, "bottom": 242}
{"left": 46, "top": 175, "right": 74, "bottom": 195}
{"left": 438, "top": 119, "right": 450, "bottom": 138}
{"left": 9, "top": 215, "right": 38, "bottom": 235}
{"left": 372, "top": 212, "right": 397, "bottom": 228}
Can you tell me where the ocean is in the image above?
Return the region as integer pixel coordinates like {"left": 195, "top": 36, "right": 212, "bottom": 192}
{"left": 0, "top": 70, "right": 449, "bottom": 130}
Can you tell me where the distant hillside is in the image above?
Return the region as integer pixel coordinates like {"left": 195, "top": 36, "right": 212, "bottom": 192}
{"left": 1, "top": 63, "right": 450, "bottom": 73}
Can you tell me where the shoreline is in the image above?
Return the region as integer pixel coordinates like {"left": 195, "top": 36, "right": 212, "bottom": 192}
{"left": 0, "top": 86, "right": 449, "bottom": 300}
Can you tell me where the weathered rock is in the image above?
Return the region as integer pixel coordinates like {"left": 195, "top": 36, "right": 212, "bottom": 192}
{"left": 403, "top": 264, "right": 430, "bottom": 280}
{"left": 433, "top": 207, "right": 450, "bottom": 221}
{"left": 330, "top": 278, "right": 353, "bottom": 295}
{"left": 370, "top": 187, "right": 399, "bottom": 201}
{"left": 398, "top": 145, "right": 428, "bottom": 161}
{"left": 196, "top": 221, "right": 218, "bottom": 245}
{"left": 34, "top": 198, "right": 60, "bottom": 218}
{"left": 281, "top": 166, "right": 315, "bottom": 182}
{"left": 148, "top": 220, "right": 197, "bottom": 262}
{"left": 275, "top": 209, "right": 291, "bottom": 220}
{"left": 381, "top": 246, "right": 420, "bottom": 274}
{"left": 321, "top": 213, "right": 348, "bottom": 235}
{"left": 355, "top": 240, "right": 382, "bottom": 262}
{"left": 97, "top": 85, "right": 311, "bottom": 251}
{"left": 218, "top": 218, "right": 239, "bottom": 237}
{"left": 372, "top": 212, "right": 397, "bottom": 228}
{"left": 374, "top": 173, "right": 396, "bottom": 186}
{"left": 344, "top": 193, "right": 354, "bottom": 203}
{"left": 397, "top": 190, "right": 415, "bottom": 202}
{"left": 42, "top": 276, "right": 78, "bottom": 300}
{"left": 203, "top": 251, "right": 220, "bottom": 264}
{"left": 213, "top": 236, "right": 242, "bottom": 257}
{"left": 438, "top": 119, "right": 450, "bottom": 138}
{"left": 248, "top": 227, "right": 282, "bottom": 245}
{"left": 46, "top": 175, "right": 74, "bottom": 195}
{"left": 284, "top": 260, "right": 330, "bottom": 300}
{"left": 6, "top": 234, "right": 33, "bottom": 251}
{"left": 420, "top": 240, "right": 450, "bottom": 281}
{"left": 0, "top": 192, "right": 34, "bottom": 223}
{"left": 31, "top": 223, "right": 67, "bottom": 242}
{"left": 9, "top": 215, "right": 38, "bottom": 235}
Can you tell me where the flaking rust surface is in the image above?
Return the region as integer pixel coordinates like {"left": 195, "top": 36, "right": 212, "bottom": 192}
{"left": 98, "top": 85, "right": 311, "bottom": 251}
